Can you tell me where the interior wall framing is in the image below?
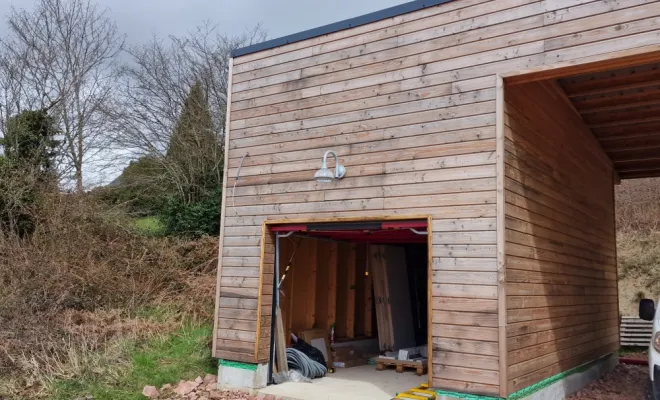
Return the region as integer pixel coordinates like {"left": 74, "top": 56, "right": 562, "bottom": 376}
{"left": 275, "top": 236, "right": 377, "bottom": 346}
{"left": 256, "top": 216, "right": 434, "bottom": 379}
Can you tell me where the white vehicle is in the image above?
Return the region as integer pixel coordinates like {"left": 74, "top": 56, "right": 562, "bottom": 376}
{"left": 640, "top": 298, "right": 660, "bottom": 399}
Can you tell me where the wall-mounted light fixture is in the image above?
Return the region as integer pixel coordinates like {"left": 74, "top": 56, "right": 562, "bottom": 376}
{"left": 314, "top": 150, "right": 346, "bottom": 183}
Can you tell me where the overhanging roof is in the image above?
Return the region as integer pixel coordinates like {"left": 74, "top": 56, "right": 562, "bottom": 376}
{"left": 558, "top": 62, "right": 660, "bottom": 180}
{"left": 232, "top": 0, "right": 455, "bottom": 58}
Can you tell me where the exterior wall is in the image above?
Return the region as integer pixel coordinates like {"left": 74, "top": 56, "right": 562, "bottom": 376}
{"left": 503, "top": 80, "right": 618, "bottom": 395}
{"left": 214, "top": 0, "right": 660, "bottom": 396}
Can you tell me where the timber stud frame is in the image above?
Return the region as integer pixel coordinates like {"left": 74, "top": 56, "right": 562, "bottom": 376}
{"left": 213, "top": 0, "right": 660, "bottom": 397}
{"left": 256, "top": 215, "right": 434, "bottom": 381}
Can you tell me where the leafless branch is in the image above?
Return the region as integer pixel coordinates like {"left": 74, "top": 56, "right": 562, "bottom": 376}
{"left": 0, "top": 0, "right": 125, "bottom": 192}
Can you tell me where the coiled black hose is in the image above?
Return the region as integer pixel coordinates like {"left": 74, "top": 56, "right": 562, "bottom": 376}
{"left": 286, "top": 348, "right": 327, "bottom": 379}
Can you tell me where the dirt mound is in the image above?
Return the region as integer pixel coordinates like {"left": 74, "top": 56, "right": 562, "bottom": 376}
{"left": 616, "top": 179, "right": 660, "bottom": 316}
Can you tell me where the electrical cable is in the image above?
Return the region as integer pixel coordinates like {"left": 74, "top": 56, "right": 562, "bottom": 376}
{"left": 231, "top": 152, "right": 249, "bottom": 216}
{"left": 286, "top": 348, "right": 327, "bottom": 379}
{"left": 278, "top": 238, "right": 299, "bottom": 289}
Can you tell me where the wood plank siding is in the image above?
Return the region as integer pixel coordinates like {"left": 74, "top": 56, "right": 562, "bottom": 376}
{"left": 214, "top": 0, "right": 660, "bottom": 396}
{"left": 504, "top": 81, "right": 618, "bottom": 394}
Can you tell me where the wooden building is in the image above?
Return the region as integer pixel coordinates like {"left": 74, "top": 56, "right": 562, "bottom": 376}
{"left": 213, "top": 0, "right": 660, "bottom": 397}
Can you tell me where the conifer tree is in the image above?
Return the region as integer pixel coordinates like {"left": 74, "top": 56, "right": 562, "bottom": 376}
{"left": 166, "top": 81, "right": 220, "bottom": 203}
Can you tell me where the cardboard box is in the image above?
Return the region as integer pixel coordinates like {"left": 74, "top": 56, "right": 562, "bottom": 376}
{"left": 332, "top": 346, "right": 360, "bottom": 361}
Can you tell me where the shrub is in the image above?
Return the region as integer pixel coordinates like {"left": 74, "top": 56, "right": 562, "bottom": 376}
{"left": 160, "top": 187, "right": 221, "bottom": 237}
{"left": 0, "top": 194, "right": 218, "bottom": 396}
{"left": 95, "top": 157, "right": 170, "bottom": 217}
{"left": 0, "top": 157, "right": 39, "bottom": 236}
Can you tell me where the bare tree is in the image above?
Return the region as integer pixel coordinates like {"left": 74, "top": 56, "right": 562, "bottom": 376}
{"left": 105, "top": 23, "right": 265, "bottom": 197}
{"left": 0, "top": 0, "right": 124, "bottom": 192}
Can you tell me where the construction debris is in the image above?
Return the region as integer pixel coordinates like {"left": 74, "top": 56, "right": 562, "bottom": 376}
{"left": 142, "top": 386, "right": 159, "bottom": 398}
{"left": 141, "top": 374, "right": 281, "bottom": 399}
{"left": 394, "top": 383, "right": 436, "bottom": 399}
{"left": 331, "top": 345, "right": 369, "bottom": 368}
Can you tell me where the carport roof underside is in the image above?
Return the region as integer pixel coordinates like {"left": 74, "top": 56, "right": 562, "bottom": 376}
{"left": 558, "top": 62, "right": 660, "bottom": 180}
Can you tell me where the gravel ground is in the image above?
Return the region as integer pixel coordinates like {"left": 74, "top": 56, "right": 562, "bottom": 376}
{"left": 568, "top": 363, "right": 650, "bottom": 400}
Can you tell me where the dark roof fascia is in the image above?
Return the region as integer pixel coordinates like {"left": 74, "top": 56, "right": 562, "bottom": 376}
{"left": 231, "top": 0, "right": 455, "bottom": 58}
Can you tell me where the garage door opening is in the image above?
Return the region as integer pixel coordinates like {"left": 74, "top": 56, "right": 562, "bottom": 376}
{"left": 262, "top": 219, "right": 431, "bottom": 400}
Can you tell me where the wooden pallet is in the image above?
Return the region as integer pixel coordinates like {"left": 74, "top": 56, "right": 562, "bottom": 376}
{"left": 620, "top": 317, "right": 653, "bottom": 347}
{"left": 376, "top": 357, "right": 427, "bottom": 376}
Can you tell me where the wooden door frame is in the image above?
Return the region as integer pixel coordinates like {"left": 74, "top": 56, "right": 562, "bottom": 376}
{"left": 258, "top": 214, "right": 434, "bottom": 383}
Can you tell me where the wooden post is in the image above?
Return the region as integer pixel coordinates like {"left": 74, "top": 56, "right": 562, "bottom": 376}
{"left": 212, "top": 58, "right": 233, "bottom": 359}
{"left": 279, "top": 238, "right": 294, "bottom": 346}
{"left": 327, "top": 241, "right": 338, "bottom": 333}
{"left": 254, "top": 223, "right": 267, "bottom": 361}
{"left": 306, "top": 241, "right": 318, "bottom": 330}
{"left": 496, "top": 74, "right": 508, "bottom": 398}
{"left": 315, "top": 240, "right": 339, "bottom": 334}
{"left": 336, "top": 243, "right": 348, "bottom": 338}
{"left": 275, "top": 307, "right": 288, "bottom": 373}
{"left": 346, "top": 243, "right": 356, "bottom": 338}
{"left": 370, "top": 245, "right": 386, "bottom": 349}
{"left": 290, "top": 238, "right": 318, "bottom": 333}
{"left": 364, "top": 244, "right": 373, "bottom": 337}
{"left": 426, "top": 216, "right": 433, "bottom": 387}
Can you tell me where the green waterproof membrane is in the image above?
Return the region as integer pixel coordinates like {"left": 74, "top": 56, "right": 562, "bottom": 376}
{"left": 218, "top": 359, "right": 258, "bottom": 371}
{"left": 435, "top": 355, "right": 612, "bottom": 400}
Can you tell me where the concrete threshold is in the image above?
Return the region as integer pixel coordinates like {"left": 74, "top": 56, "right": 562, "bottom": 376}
{"left": 258, "top": 365, "right": 427, "bottom": 400}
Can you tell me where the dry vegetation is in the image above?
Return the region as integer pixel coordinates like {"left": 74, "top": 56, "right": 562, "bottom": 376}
{"left": 616, "top": 177, "right": 660, "bottom": 316}
{"left": 0, "top": 195, "right": 218, "bottom": 398}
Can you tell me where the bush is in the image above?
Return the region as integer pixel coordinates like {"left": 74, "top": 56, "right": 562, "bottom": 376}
{"left": 0, "top": 156, "right": 39, "bottom": 236}
{"left": 0, "top": 195, "right": 218, "bottom": 396}
{"left": 95, "top": 157, "right": 170, "bottom": 217}
{"left": 133, "top": 216, "right": 166, "bottom": 236}
{"left": 160, "top": 188, "right": 221, "bottom": 237}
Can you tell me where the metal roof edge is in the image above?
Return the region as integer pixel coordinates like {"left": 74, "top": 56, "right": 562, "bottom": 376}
{"left": 231, "top": 0, "right": 455, "bottom": 58}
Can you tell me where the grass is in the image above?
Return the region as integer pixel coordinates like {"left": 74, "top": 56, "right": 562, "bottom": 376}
{"left": 48, "top": 324, "right": 215, "bottom": 400}
{"left": 132, "top": 216, "right": 166, "bottom": 236}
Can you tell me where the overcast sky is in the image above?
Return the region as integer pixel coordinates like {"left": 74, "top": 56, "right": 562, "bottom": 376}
{"left": 0, "top": 0, "right": 408, "bottom": 44}
{"left": 0, "top": 0, "right": 410, "bottom": 186}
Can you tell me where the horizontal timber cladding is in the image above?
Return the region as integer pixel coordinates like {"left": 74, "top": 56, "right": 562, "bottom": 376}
{"left": 214, "top": 0, "right": 659, "bottom": 395}
{"left": 504, "top": 80, "right": 618, "bottom": 395}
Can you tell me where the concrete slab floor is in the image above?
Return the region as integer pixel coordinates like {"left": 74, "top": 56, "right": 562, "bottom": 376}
{"left": 258, "top": 365, "right": 427, "bottom": 400}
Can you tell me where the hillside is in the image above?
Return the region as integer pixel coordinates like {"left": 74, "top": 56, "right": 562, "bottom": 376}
{"left": 0, "top": 196, "right": 220, "bottom": 399}
{"left": 616, "top": 177, "right": 660, "bottom": 316}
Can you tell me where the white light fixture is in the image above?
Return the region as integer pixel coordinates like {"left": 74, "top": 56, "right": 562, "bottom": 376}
{"left": 314, "top": 150, "right": 346, "bottom": 183}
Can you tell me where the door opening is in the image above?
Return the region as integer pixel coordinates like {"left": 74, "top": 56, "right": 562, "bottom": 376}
{"left": 264, "top": 219, "right": 431, "bottom": 399}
